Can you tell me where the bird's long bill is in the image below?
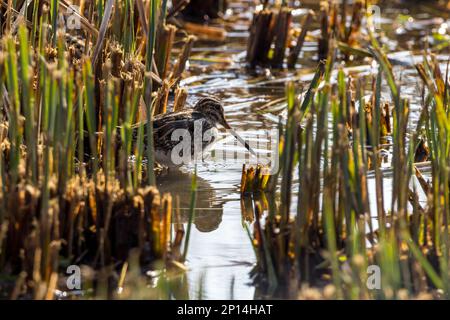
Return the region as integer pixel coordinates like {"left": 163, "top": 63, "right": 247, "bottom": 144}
{"left": 222, "top": 118, "right": 257, "bottom": 157}
{"left": 228, "top": 128, "right": 258, "bottom": 157}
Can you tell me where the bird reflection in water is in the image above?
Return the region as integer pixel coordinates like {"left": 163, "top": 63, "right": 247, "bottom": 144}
{"left": 157, "top": 170, "right": 224, "bottom": 233}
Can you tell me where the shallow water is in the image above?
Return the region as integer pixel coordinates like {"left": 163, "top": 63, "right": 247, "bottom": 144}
{"left": 157, "top": 1, "right": 450, "bottom": 299}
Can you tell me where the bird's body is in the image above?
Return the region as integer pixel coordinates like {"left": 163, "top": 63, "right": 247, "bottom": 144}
{"left": 151, "top": 108, "right": 220, "bottom": 167}
{"left": 124, "top": 97, "right": 230, "bottom": 168}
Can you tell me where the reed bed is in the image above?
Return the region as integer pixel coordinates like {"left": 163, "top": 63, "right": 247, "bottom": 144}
{"left": 242, "top": 31, "right": 450, "bottom": 298}
{"left": 0, "top": 0, "right": 197, "bottom": 299}
{"left": 246, "top": 0, "right": 368, "bottom": 69}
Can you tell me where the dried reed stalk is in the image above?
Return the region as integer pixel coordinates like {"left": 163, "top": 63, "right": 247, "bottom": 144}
{"left": 171, "top": 35, "right": 195, "bottom": 83}
{"left": 271, "top": 7, "right": 292, "bottom": 68}
{"left": 246, "top": 9, "right": 273, "bottom": 68}
{"left": 287, "top": 10, "right": 314, "bottom": 69}
{"left": 173, "top": 86, "right": 188, "bottom": 112}
{"left": 155, "top": 24, "right": 177, "bottom": 80}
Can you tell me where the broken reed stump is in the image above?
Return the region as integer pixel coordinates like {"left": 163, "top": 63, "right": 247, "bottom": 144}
{"left": 155, "top": 23, "right": 177, "bottom": 80}
{"left": 246, "top": 9, "right": 274, "bottom": 68}
{"left": 317, "top": 0, "right": 365, "bottom": 61}
{"left": 1, "top": 172, "right": 181, "bottom": 282}
{"left": 173, "top": 87, "right": 188, "bottom": 112}
{"left": 287, "top": 10, "right": 315, "bottom": 69}
{"left": 246, "top": 7, "right": 292, "bottom": 68}
{"left": 271, "top": 7, "right": 292, "bottom": 68}
{"left": 246, "top": 7, "right": 292, "bottom": 69}
{"left": 344, "top": 0, "right": 364, "bottom": 45}
{"left": 240, "top": 164, "right": 272, "bottom": 194}
{"left": 154, "top": 80, "right": 171, "bottom": 115}
{"left": 318, "top": 2, "right": 330, "bottom": 61}
{"left": 171, "top": 35, "right": 195, "bottom": 84}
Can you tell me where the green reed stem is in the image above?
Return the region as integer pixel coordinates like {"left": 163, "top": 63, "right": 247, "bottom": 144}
{"left": 82, "top": 60, "right": 98, "bottom": 181}
{"left": 50, "top": 0, "right": 58, "bottom": 46}
{"left": 5, "top": 36, "right": 21, "bottom": 187}
{"left": 19, "top": 25, "right": 37, "bottom": 184}
{"left": 182, "top": 167, "right": 197, "bottom": 262}
{"left": 144, "top": 0, "right": 157, "bottom": 186}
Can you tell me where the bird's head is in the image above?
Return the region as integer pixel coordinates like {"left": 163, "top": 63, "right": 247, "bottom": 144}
{"left": 193, "top": 97, "right": 231, "bottom": 129}
{"left": 193, "top": 97, "right": 258, "bottom": 157}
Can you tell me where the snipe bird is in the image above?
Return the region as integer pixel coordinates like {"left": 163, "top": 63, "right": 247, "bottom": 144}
{"left": 126, "top": 97, "right": 256, "bottom": 167}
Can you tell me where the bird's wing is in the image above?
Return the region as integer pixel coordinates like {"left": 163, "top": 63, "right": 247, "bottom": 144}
{"left": 116, "top": 110, "right": 216, "bottom": 155}
{"left": 153, "top": 117, "right": 216, "bottom": 152}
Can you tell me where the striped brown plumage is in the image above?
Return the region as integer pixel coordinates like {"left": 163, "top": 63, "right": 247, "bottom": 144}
{"left": 117, "top": 97, "right": 230, "bottom": 167}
